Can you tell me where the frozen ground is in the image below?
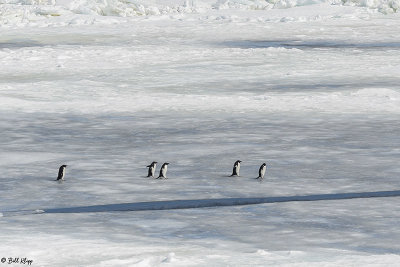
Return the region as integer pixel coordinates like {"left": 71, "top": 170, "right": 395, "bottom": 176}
{"left": 1, "top": 1, "right": 400, "bottom": 266}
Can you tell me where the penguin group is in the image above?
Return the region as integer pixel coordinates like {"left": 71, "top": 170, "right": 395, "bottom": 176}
{"left": 230, "top": 160, "right": 267, "bottom": 180}
{"left": 55, "top": 161, "right": 267, "bottom": 181}
{"left": 146, "top": 162, "right": 170, "bottom": 179}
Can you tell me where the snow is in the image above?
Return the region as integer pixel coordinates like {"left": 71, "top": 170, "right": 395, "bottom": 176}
{"left": 0, "top": 0, "right": 399, "bottom": 27}
{"left": 1, "top": 0, "right": 400, "bottom": 266}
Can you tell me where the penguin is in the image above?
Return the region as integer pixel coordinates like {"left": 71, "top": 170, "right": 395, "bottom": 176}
{"left": 146, "top": 161, "right": 157, "bottom": 178}
{"left": 231, "top": 160, "right": 242, "bottom": 176}
{"left": 257, "top": 163, "right": 267, "bottom": 180}
{"left": 157, "top": 163, "right": 169, "bottom": 179}
{"left": 56, "top": 165, "right": 67, "bottom": 181}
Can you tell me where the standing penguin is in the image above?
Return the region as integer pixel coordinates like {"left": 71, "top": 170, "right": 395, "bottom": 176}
{"left": 258, "top": 163, "right": 267, "bottom": 180}
{"left": 56, "top": 165, "right": 67, "bottom": 181}
{"left": 146, "top": 161, "right": 157, "bottom": 177}
{"left": 231, "top": 160, "right": 242, "bottom": 176}
{"left": 157, "top": 163, "right": 169, "bottom": 179}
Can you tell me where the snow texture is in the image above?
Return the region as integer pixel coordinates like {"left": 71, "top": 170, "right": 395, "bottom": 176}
{"left": 1, "top": 0, "right": 400, "bottom": 266}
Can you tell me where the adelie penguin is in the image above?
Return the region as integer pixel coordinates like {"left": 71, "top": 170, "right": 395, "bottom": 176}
{"left": 146, "top": 161, "right": 157, "bottom": 178}
{"left": 157, "top": 163, "right": 169, "bottom": 179}
{"left": 231, "top": 160, "right": 242, "bottom": 176}
{"left": 257, "top": 163, "right": 267, "bottom": 180}
{"left": 56, "top": 165, "right": 68, "bottom": 181}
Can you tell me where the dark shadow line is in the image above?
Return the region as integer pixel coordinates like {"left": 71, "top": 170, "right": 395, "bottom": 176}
{"left": 41, "top": 190, "right": 400, "bottom": 214}
{"left": 2, "top": 190, "right": 399, "bottom": 216}
{"left": 221, "top": 40, "right": 400, "bottom": 50}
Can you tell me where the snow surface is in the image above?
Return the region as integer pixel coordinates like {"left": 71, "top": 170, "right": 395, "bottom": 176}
{"left": 1, "top": 0, "right": 400, "bottom": 266}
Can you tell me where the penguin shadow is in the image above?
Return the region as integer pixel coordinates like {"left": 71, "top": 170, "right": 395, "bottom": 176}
{"left": 49, "top": 178, "right": 67, "bottom": 187}
{"left": 143, "top": 173, "right": 169, "bottom": 180}
{"left": 255, "top": 177, "right": 265, "bottom": 183}
{"left": 52, "top": 177, "right": 69, "bottom": 183}
{"left": 37, "top": 176, "right": 62, "bottom": 183}
{"left": 143, "top": 173, "right": 168, "bottom": 180}
{"left": 143, "top": 174, "right": 169, "bottom": 180}
{"left": 221, "top": 175, "right": 260, "bottom": 182}
{"left": 50, "top": 175, "right": 65, "bottom": 182}
{"left": 144, "top": 176, "right": 168, "bottom": 180}
{"left": 219, "top": 174, "right": 268, "bottom": 182}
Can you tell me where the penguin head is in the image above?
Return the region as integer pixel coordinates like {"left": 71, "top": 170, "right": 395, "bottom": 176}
{"left": 61, "top": 165, "right": 68, "bottom": 168}
{"left": 147, "top": 162, "right": 157, "bottom": 167}
{"left": 165, "top": 163, "right": 170, "bottom": 165}
{"left": 235, "top": 160, "right": 242, "bottom": 165}
{"left": 262, "top": 163, "right": 266, "bottom": 167}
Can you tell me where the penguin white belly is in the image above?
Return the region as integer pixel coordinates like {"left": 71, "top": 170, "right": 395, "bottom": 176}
{"left": 162, "top": 166, "right": 168, "bottom": 177}
{"left": 260, "top": 167, "right": 266, "bottom": 178}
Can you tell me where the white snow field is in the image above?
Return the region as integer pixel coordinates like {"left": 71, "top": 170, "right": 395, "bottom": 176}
{"left": 1, "top": 0, "right": 400, "bottom": 266}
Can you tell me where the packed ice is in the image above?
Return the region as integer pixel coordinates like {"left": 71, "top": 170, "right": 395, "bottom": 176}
{"left": 1, "top": 0, "right": 399, "bottom": 266}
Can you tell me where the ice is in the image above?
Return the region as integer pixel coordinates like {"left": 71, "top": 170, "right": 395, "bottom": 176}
{"left": 1, "top": 0, "right": 400, "bottom": 266}
{"left": 0, "top": 1, "right": 399, "bottom": 27}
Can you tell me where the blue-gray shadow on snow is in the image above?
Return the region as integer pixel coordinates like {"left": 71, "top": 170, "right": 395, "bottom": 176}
{"left": 42, "top": 190, "right": 400, "bottom": 214}
{"left": 222, "top": 40, "right": 400, "bottom": 50}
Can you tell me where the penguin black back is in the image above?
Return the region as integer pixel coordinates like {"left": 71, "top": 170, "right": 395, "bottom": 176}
{"left": 157, "top": 163, "right": 169, "bottom": 179}
{"left": 258, "top": 163, "right": 267, "bottom": 179}
{"left": 56, "top": 165, "right": 68, "bottom": 181}
{"left": 147, "top": 161, "right": 157, "bottom": 177}
{"left": 231, "top": 160, "right": 242, "bottom": 176}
